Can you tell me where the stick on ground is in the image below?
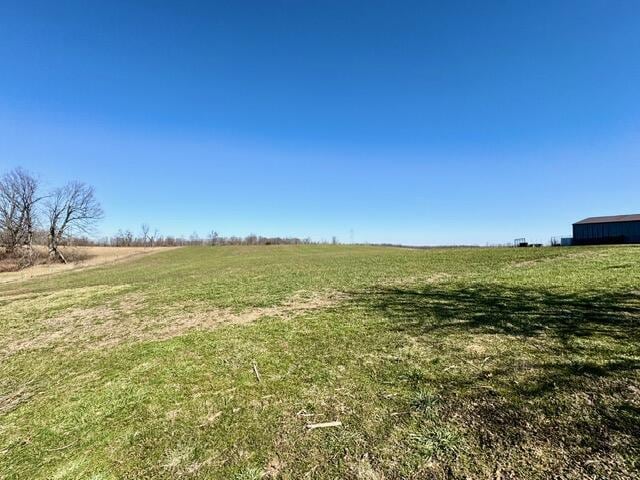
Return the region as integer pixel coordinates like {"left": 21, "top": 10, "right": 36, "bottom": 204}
{"left": 252, "top": 361, "right": 262, "bottom": 382}
{"left": 305, "top": 420, "right": 342, "bottom": 430}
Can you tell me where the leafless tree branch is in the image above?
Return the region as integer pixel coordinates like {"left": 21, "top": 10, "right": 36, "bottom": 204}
{"left": 0, "top": 168, "right": 42, "bottom": 255}
{"left": 45, "top": 182, "right": 103, "bottom": 262}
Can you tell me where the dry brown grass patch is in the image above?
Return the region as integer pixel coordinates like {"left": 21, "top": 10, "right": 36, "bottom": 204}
{"left": 0, "top": 290, "right": 350, "bottom": 357}
{"left": 146, "top": 290, "right": 350, "bottom": 344}
{"left": 0, "top": 246, "right": 176, "bottom": 284}
{"left": 0, "top": 381, "right": 37, "bottom": 415}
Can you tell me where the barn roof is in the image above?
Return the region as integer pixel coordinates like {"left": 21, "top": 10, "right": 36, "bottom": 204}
{"left": 574, "top": 214, "right": 640, "bottom": 225}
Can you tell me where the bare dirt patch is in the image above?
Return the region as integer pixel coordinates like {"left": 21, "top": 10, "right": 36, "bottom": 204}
{"left": 145, "top": 290, "right": 350, "bottom": 344}
{"left": 0, "top": 287, "right": 142, "bottom": 357}
{"left": 0, "top": 285, "right": 133, "bottom": 318}
{"left": 0, "top": 246, "right": 176, "bottom": 284}
{"left": 0, "top": 290, "right": 350, "bottom": 357}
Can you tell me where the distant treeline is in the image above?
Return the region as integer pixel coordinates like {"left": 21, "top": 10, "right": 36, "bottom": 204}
{"left": 56, "top": 229, "right": 336, "bottom": 247}
{"left": 1, "top": 167, "right": 339, "bottom": 265}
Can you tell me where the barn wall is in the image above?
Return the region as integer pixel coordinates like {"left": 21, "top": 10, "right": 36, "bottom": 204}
{"left": 572, "top": 221, "right": 640, "bottom": 245}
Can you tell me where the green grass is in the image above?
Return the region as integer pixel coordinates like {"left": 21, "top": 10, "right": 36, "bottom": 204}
{"left": 1, "top": 245, "right": 639, "bottom": 479}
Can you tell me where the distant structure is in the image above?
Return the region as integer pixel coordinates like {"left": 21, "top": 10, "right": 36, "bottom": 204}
{"left": 514, "top": 238, "right": 543, "bottom": 248}
{"left": 572, "top": 214, "right": 640, "bottom": 245}
{"left": 514, "top": 237, "right": 528, "bottom": 247}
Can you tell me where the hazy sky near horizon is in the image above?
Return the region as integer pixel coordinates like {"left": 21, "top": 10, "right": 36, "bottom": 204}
{"left": 1, "top": 1, "right": 639, "bottom": 245}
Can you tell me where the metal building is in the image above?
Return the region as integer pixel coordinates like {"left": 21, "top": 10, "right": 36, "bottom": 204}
{"left": 572, "top": 214, "right": 640, "bottom": 245}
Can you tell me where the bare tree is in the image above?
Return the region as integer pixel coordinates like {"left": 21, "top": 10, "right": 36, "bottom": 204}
{"left": 0, "top": 168, "right": 42, "bottom": 254}
{"left": 207, "top": 230, "right": 219, "bottom": 246}
{"left": 45, "top": 182, "right": 103, "bottom": 263}
{"left": 0, "top": 173, "right": 21, "bottom": 252}
{"left": 114, "top": 229, "right": 134, "bottom": 247}
{"left": 141, "top": 223, "right": 150, "bottom": 247}
{"left": 150, "top": 229, "right": 159, "bottom": 247}
{"left": 189, "top": 231, "right": 201, "bottom": 245}
{"left": 124, "top": 230, "right": 133, "bottom": 246}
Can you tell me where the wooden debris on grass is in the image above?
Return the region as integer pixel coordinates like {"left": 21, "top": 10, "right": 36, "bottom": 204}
{"left": 305, "top": 420, "right": 342, "bottom": 430}
{"left": 252, "top": 361, "right": 262, "bottom": 382}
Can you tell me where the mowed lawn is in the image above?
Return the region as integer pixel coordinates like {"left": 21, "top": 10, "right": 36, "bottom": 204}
{"left": 1, "top": 245, "right": 639, "bottom": 479}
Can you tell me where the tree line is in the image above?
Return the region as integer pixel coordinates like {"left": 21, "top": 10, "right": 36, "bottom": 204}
{"left": 0, "top": 168, "right": 102, "bottom": 264}
{"left": 73, "top": 230, "right": 325, "bottom": 247}
{"left": 1, "top": 167, "right": 338, "bottom": 267}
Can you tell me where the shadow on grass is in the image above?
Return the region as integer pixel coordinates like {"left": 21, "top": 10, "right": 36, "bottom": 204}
{"left": 358, "top": 282, "right": 640, "bottom": 388}
{"left": 363, "top": 283, "right": 639, "bottom": 341}
{"left": 351, "top": 282, "right": 640, "bottom": 471}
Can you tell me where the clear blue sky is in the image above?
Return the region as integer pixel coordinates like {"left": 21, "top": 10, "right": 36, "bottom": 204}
{"left": 1, "top": 1, "right": 638, "bottom": 245}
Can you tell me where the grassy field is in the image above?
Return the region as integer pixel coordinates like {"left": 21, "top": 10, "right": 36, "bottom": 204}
{"left": 0, "top": 245, "right": 639, "bottom": 479}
